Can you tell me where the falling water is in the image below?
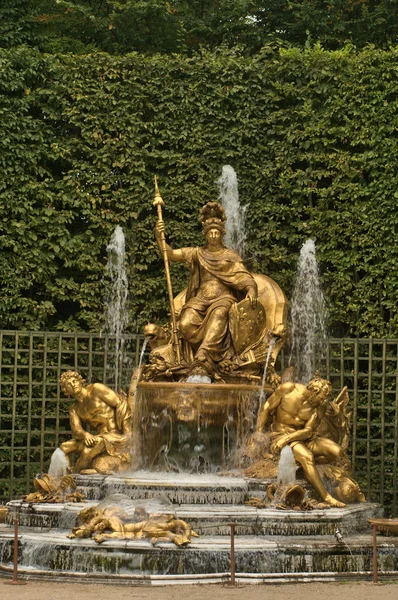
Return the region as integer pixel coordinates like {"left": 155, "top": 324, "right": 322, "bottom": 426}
{"left": 129, "top": 336, "right": 150, "bottom": 469}
{"left": 258, "top": 338, "right": 276, "bottom": 407}
{"left": 186, "top": 374, "right": 212, "bottom": 384}
{"left": 129, "top": 335, "right": 150, "bottom": 413}
{"left": 103, "top": 225, "right": 129, "bottom": 389}
{"left": 217, "top": 165, "right": 247, "bottom": 257}
{"left": 290, "top": 239, "right": 327, "bottom": 384}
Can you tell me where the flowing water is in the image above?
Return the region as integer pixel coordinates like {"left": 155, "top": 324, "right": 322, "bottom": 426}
{"left": 103, "top": 225, "right": 129, "bottom": 389}
{"left": 130, "top": 335, "right": 149, "bottom": 410}
{"left": 217, "top": 165, "right": 247, "bottom": 257}
{"left": 289, "top": 239, "right": 327, "bottom": 383}
{"left": 129, "top": 336, "right": 150, "bottom": 466}
{"left": 186, "top": 374, "right": 212, "bottom": 384}
{"left": 258, "top": 337, "right": 276, "bottom": 408}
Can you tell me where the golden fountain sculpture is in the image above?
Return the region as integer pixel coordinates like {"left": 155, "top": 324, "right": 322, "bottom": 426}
{"left": 60, "top": 371, "right": 132, "bottom": 474}
{"left": 141, "top": 178, "right": 288, "bottom": 384}
{"left": 24, "top": 474, "right": 85, "bottom": 504}
{"left": 128, "top": 181, "right": 365, "bottom": 501}
{"left": 245, "top": 372, "right": 365, "bottom": 507}
{"left": 68, "top": 505, "right": 199, "bottom": 547}
{"left": 55, "top": 180, "right": 363, "bottom": 508}
{"left": 127, "top": 180, "right": 289, "bottom": 470}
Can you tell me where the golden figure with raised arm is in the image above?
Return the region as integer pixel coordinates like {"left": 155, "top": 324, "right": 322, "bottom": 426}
{"left": 152, "top": 201, "right": 264, "bottom": 380}
{"left": 60, "top": 371, "right": 131, "bottom": 474}
{"left": 255, "top": 374, "right": 347, "bottom": 507}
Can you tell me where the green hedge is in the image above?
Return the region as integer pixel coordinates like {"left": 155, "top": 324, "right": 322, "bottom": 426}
{"left": 1, "top": 44, "right": 398, "bottom": 336}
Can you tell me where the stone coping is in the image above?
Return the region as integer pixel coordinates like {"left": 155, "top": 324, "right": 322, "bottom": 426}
{"left": 5, "top": 499, "right": 383, "bottom": 537}
{"left": 75, "top": 472, "right": 251, "bottom": 489}
{"left": 6, "top": 499, "right": 381, "bottom": 521}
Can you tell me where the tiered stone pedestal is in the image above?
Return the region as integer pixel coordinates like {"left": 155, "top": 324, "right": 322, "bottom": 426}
{"left": 1, "top": 472, "right": 396, "bottom": 584}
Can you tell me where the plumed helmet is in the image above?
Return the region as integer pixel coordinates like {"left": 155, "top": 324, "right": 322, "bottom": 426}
{"left": 200, "top": 201, "right": 226, "bottom": 235}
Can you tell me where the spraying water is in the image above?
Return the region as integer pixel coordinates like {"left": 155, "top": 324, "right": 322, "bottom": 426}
{"left": 48, "top": 448, "right": 68, "bottom": 478}
{"left": 103, "top": 225, "right": 129, "bottom": 389}
{"left": 137, "top": 336, "right": 150, "bottom": 374}
{"left": 217, "top": 165, "right": 247, "bottom": 257}
{"left": 290, "top": 239, "right": 327, "bottom": 384}
{"left": 277, "top": 446, "right": 296, "bottom": 486}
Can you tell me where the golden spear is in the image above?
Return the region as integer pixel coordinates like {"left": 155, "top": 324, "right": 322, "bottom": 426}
{"left": 153, "top": 176, "right": 181, "bottom": 364}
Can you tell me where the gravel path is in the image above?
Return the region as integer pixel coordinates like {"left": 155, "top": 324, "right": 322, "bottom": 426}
{"left": 2, "top": 581, "right": 398, "bottom": 600}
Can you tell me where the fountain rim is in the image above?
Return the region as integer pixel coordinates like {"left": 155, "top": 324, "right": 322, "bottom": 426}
{"left": 137, "top": 381, "right": 268, "bottom": 393}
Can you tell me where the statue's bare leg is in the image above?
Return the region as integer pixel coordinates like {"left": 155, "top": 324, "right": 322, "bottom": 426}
{"left": 60, "top": 439, "right": 81, "bottom": 469}
{"left": 308, "top": 437, "right": 343, "bottom": 464}
{"left": 292, "top": 443, "right": 346, "bottom": 507}
{"left": 74, "top": 439, "right": 105, "bottom": 473}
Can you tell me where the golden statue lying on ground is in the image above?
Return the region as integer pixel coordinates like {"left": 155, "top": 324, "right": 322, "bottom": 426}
{"left": 60, "top": 371, "right": 132, "bottom": 474}
{"left": 68, "top": 504, "right": 199, "bottom": 547}
{"left": 246, "top": 372, "right": 365, "bottom": 507}
{"left": 143, "top": 186, "right": 288, "bottom": 384}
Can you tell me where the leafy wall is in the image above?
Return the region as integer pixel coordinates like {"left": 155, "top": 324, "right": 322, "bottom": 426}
{"left": 1, "top": 44, "right": 398, "bottom": 336}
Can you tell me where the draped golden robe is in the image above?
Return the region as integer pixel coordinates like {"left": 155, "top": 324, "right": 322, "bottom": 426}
{"left": 179, "top": 246, "right": 257, "bottom": 369}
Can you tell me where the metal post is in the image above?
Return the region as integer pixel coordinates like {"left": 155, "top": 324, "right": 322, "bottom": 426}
{"left": 228, "top": 522, "right": 236, "bottom": 586}
{"left": 4, "top": 518, "right": 27, "bottom": 586}
{"left": 372, "top": 523, "right": 378, "bottom": 584}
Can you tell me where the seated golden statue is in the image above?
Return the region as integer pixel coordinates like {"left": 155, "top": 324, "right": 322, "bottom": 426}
{"left": 59, "top": 371, "right": 132, "bottom": 474}
{"left": 254, "top": 373, "right": 365, "bottom": 507}
{"left": 143, "top": 201, "right": 288, "bottom": 383}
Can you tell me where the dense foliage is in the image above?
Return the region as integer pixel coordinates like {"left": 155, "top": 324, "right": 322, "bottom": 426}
{"left": 1, "top": 44, "right": 398, "bottom": 337}
{"left": 0, "top": 0, "right": 397, "bottom": 55}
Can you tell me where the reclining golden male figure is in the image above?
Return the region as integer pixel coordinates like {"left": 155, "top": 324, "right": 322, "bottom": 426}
{"left": 69, "top": 505, "right": 199, "bottom": 547}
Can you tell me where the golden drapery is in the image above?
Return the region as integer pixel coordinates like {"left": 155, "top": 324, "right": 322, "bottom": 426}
{"left": 179, "top": 247, "right": 257, "bottom": 367}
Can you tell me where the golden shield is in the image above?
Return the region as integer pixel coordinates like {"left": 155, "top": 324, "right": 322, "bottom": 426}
{"left": 229, "top": 298, "right": 267, "bottom": 355}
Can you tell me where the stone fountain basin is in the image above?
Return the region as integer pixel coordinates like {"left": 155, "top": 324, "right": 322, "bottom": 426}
{"left": 6, "top": 471, "right": 383, "bottom": 537}
{"left": 1, "top": 472, "right": 393, "bottom": 583}
{"left": 1, "top": 528, "right": 397, "bottom": 580}
{"left": 6, "top": 498, "right": 382, "bottom": 537}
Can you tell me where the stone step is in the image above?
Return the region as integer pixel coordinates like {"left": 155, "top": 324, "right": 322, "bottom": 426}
{"left": 6, "top": 499, "right": 382, "bottom": 537}
{"left": 0, "top": 529, "right": 397, "bottom": 577}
